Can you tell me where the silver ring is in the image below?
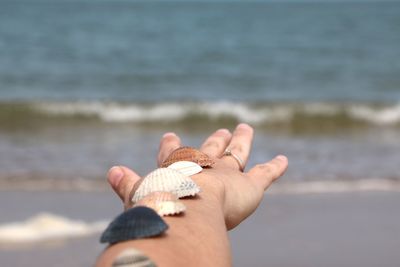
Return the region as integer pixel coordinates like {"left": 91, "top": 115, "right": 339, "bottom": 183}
{"left": 223, "top": 148, "right": 244, "bottom": 171}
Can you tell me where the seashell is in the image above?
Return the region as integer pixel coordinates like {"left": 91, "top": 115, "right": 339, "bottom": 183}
{"left": 100, "top": 206, "right": 168, "bottom": 244}
{"left": 131, "top": 168, "right": 200, "bottom": 203}
{"left": 167, "top": 161, "right": 203, "bottom": 176}
{"left": 134, "top": 191, "right": 186, "bottom": 216}
{"left": 161, "top": 146, "right": 215, "bottom": 168}
{"left": 112, "top": 248, "right": 156, "bottom": 267}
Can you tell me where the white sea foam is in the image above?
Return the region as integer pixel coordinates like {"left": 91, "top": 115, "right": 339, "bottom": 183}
{"left": 269, "top": 179, "right": 400, "bottom": 195}
{"left": 0, "top": 213, "right": 108, "bottom": 244}
{"left": 0, "top": 181, "right": 398, "bottom": 246}
{"left": 349, "top": 103, "right": 400, "bottom": 125}
{"left": 33, "top": 101, "right": 400, "bottom": 125}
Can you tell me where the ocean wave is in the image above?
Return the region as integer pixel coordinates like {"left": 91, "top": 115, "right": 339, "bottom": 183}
{"left": 0, "top": 213, "right": 108, "bottom": 244}
{"left": 1, "top": 101, "right": 400, "bottom": 126}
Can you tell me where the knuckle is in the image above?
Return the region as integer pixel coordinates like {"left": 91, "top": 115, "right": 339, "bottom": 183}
{"left": 203, "top": 140, "right": 221, "bottom": 150}
{"left": 263, "top": 162, "right": 279, "bottom": 176}
{"left": 230, "top": 145, "right": 243, "bottom": 154}
{"left": 255, "top": 163, "right": 267, "bottom": 170}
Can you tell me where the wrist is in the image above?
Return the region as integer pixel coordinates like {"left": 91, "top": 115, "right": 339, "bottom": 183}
{"left": 191, "top": 172, "right": 225, "bottom": 212}
{"left": 98, "top": 178, "right": 230, "bottom": 267}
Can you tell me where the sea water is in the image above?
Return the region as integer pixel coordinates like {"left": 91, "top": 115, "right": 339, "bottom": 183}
{"left": 1, "top": 0, "right": 400, "bottom": 189}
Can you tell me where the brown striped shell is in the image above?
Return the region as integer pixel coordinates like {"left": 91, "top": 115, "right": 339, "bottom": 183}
{"left": 161, "top": 146, "right": 215, "bottom": 168}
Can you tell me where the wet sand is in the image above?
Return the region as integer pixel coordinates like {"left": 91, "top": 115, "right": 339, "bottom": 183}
{"left": 0, "top": 190, "right": 399, "bottom": 267}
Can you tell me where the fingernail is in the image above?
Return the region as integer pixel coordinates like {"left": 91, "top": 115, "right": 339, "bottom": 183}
{"left": 163, "top": 132, "right": 176, "bottom": 138}
{"left": 276, "top": 155, "right": 287, "bottom": 161}
{"left": 217, "top": 128, "right": 230, "bottom": 134}
{"left": 108, "top": 166, "right": 124, "bottom": 187}
{"left": 237, "top": 123, "right": 251, "bottom": 129}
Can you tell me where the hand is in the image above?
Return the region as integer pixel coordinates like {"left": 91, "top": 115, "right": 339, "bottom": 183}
{"left": 107, "top": 123, "right": 288, "bottom": 230}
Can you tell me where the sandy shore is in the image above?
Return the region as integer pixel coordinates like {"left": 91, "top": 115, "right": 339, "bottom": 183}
{"left": 0, "top": 190, "right": 399, "bottom": 267}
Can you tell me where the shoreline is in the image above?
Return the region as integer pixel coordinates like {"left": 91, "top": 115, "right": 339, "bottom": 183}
{"left": 1, "top": 177, "right": 400, "bottom": 194}
{"left": 0, "top": 190, "right": 399, "bottom": 267}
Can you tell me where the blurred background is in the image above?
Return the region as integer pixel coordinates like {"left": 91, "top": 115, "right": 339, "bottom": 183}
{"left": 0, "top": 0, "right": 399, "bottom": 266}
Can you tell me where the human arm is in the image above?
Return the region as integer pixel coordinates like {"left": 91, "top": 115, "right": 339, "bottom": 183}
{"left": 95, "top": 123, "right": 288, "bottom": 267}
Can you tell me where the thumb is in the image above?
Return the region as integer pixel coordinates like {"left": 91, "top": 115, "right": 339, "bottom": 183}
{"left": 107, "top": 165, "right": 142, "bottom": 209}
{"left": 247, "top": 155, "right": 288, "bottom": 190}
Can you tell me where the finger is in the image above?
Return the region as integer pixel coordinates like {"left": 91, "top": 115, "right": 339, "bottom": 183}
{"left": 157, "top": 132, "right": 182, "bottom": 166}
{"left": 200, "top": 128, "right": 232, "bottom": 157}
{"left": 247, "top": 155, "right": 288, "bottom": 190}
{"left": 221, "top": 123, "right": 254, "bottom": 170}
{"left": 107, "top": 165, "right": 141, "bottom": 205}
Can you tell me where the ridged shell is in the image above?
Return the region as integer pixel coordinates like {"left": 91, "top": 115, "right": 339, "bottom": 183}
{"left": 167, "top": 161, "right": 203, "bottom": 176}
{"left": 113, "top": 248, "right": 156, "bottom": 267}
{"left": 100, "top": 206, "right": 168, "bottom": 244}
{"left": 134, "top": 191, "right": 186, "bottom": 216}
{"left": 131, "top": 168, "right": 200, "bottom": 203}
{"left": 161, "top": 146, "right": 215, "bottom": 168}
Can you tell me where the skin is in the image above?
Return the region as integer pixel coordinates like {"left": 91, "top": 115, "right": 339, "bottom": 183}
{"left": 96, "top": 123, "right": 288, "bottom": 267}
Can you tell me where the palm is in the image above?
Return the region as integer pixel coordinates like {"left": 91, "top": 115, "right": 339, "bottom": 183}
{"left": 203, "top": 160, "right": 265, "bottom": 229}
{"left": 107, "top": 124, "right": 288, "bottom": 231}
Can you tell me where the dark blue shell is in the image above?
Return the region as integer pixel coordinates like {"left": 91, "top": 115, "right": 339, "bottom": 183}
{"left": 100, "top": 206, "right": 168, "bottom": 244}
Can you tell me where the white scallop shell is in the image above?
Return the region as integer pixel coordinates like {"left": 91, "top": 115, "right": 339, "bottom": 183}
{"left": 167, "top": 161, "right": 203, "bottom": 176}
{"left": 156, "top": 201, "right": 186, "bottom": 216}
{"left": 134, "top": 192, "right": 186, "bottom": 216}
{"left": 132, "top": 168, "right": 200, "bottom": 203}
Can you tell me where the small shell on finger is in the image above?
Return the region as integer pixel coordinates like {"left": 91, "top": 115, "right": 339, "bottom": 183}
{"left": 134, "top": 192, "right": 186, "bottom": 216}
{"left": 167, "top": 161, "right": 203, "bottom": 176}
{"left": 161, "top": 146, "right": 215, "bottom": 168}
{"left": 131, "top": 168, "right": 200, "bottom": 203}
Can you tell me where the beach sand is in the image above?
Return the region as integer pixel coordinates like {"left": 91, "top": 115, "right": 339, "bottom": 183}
{"left": 0, "top": 190, "right": 399, "bottom": 267}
